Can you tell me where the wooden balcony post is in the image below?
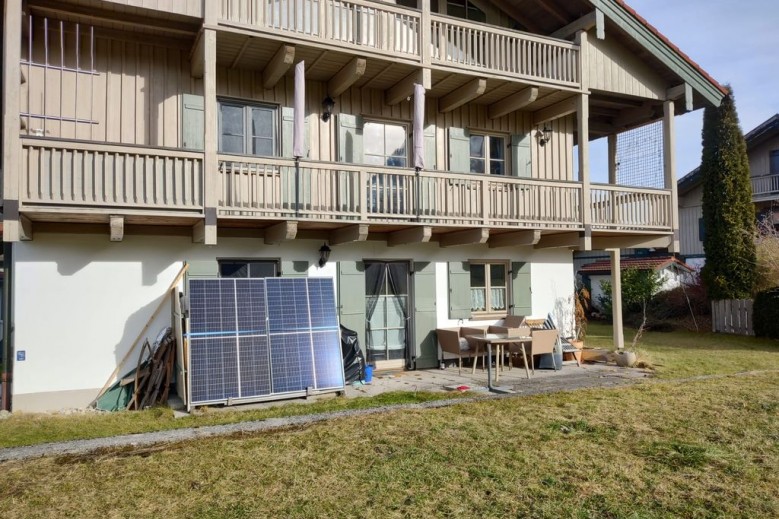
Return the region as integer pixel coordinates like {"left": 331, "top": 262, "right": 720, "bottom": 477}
{"left": 420, "top": 0, "right": 431, "bottom": 65}
{"left": 608, "top": 133, "right": 618, "bottom": 225}
{"left": 663, "top": 100, "right": 680, "bottom": 252}
{"left": 609, "top": 249, "right": 625, "bottom": 350}
{"left": 3, "top": 0, "right": 23, "bottom": 242}
{"left": 577, "top": 92, "right": 591, "bottom": 250}
{"left": 200, "top": 26, "right": 218, "bottom": 245}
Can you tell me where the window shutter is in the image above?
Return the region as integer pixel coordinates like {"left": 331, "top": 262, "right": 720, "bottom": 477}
{"left": 448, "top": 127, "right": 470, "bottom": 173}
{"left": 424, "top": 122, "right": 437, "bottom": 170}
{"left": 510, "top": 261, "right": 532, "bottom": 316}
{"left": 338, "top": 261, "right": 366, "bottom": 354}
{"left": 281, "top": 106, "right": 310, "bottom": 158}
{"left": 511, "top": 133, "right": 532, "bottom": 177}
{"left": 181, "top": 94, "right": 204, "bottom": 151}
{"left": 186, "top": 260, "right": 218, "bottom": 278}
{"left": 337, "top": 113, "right": 364, "bottom": 163}
{"left": 413, "top": 261, "right": 438, "bottom": 369}
{"left": 281, "top": 260, "right": 309, "bottom": 277}
{"left": 448, "top": 261, "right": 472, "bottom": 319}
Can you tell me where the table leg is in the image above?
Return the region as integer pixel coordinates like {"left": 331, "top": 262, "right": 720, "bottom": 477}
{"left": 495, "top": 344, "right": 500, "bottom": 382}
{"left": 472, "top": 343, "right": 480, "bottom": 375}
{"left": 521, "top": 343, "right": 530, "bottom": 379}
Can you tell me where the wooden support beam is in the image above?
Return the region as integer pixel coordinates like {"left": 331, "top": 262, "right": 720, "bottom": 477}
{"left": 488, "top": 87, "right": 539, "bottom": 119}
{"left": 387, "top": 226, "right": 431, "bottom": 247}
{"left": 262, "top": 44, "right": 295, "bottom": 90}
{"left": 532, "top": 97, "right": 577, "bottom": 125}
{"left": 613, "top": 103, "right": 656, "bottom": 128}
{"left": 385, "top": 69, "right": 431, "bottom": 106}
{"left": 328, "top": 57, "right": 367, "bottom": 97}
{"left": 667, "top": 83, "right": 693, "bottom": 112}
{"left": 488, "top": 230, "right": 541, "bottom": 248}
{"left": 663, "top": 100, "right": 681, "bottom": 253}
{"left": 192, "top": 221, "right": 206, "bottom": 244}
{"left": 591, "top": 234, "right": 672, "bottom": 250}
{"left": 109, "top": 215, "right": 124, "bottom": 242}
{"left": 534, "top": 232, "right": 581, "bottom": 249}
{"left": 589, "top": 121, "right": 618, "bottom": 135}
{"left": 190, "top": 33, "right": 205, "bottom": 78}
{"left": 265, "top": 221, "right": 298, "bottom": 244}
{"left": 440, "top": 228, "right": 489, "bottom": 247}
{"left": 19, "top": 215, "right": 33, "bottom": 241}
{"left": 230, "top": 37, "right": 253, "bottom": 69}
{"left": 609, "top": 249, "right": 625, "bottom": 350}
{"left": 550, "top": 10, "right": 604, "bottom": 40}
{"left": 439, "top": 78, "right": 487, "bottom": 113}
{"left": 202, "top": 29, "right": 218, "bottom": 246}
{"left": 329, "top": 224, "right": 369, "bottom": 245}
{"left": 536, "top": 0, "right": 569, "bottom": 25}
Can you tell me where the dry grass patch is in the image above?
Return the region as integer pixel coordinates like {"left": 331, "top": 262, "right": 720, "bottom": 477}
{"left": 2, "top": 373, "right": 778, "bottom": 518}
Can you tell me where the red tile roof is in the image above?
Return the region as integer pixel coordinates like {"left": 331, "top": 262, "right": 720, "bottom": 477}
{"left": 579, "top": 256, "right": 694, "bottom": 275}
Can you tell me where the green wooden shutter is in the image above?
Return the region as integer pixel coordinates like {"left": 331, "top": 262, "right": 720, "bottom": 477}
{"left": 181, "top": 94, "right": 204, "bottom": 151}
{"left": 424, "top": 123, "right": 437, "bottom": 170}
{"left": 448, "top": 261, "right": 472, "bottom": 319}
{"left": 338, "top": 261, "right": 366, "bottom": 355}
{"left": 186, "top": 260, "right": 218, "bottom": 278}
{"left": 510, "top": 261, "right": 532, "bottom": 316}
{"left": 337, "top": 113, "right": 364, "bottom": 163}
{"left": 281, "top": 260, "right": 309, "bottom": 277}
{"left": 511, "top": 133, "right": 532, "bottom": 178}
{"left": 448, "top": 127, "right": 470, "bottom": 173}
{"left": 413, "top": 261, "right": 438, "bottom": 369}
{"left": 281, "top": 106, "right": 309, "bottom": 158}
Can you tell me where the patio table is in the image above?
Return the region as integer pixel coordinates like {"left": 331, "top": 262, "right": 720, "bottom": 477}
{"left": 466, "top": 333, "right": 532, "bottom": 389}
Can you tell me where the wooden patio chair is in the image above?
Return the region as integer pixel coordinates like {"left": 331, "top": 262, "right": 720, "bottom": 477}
{"left": 436, "top": 327, "right": 486, "bottom": 375}
{"left": 526, "top": 328, "right": 559, "bottom": 374}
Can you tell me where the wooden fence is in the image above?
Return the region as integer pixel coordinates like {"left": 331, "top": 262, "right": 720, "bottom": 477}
{"left": 711, "top": 299, "right": 754, "bottom": 336}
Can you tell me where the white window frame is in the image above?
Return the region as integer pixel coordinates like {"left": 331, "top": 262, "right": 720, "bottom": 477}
{"left": 469, "top": 260, "right": 510, "bottom": 317}
{"left": 218, "top": 259, "right": 280, "bottom": 278}
{"left": 363, "top": 119, "right": 410, "bottom": 169}
{"left": 218, "top": 99, "right": 279, "bottom": 157}
{"left": 469, "top": 133, "right": 508, "bottom": 175}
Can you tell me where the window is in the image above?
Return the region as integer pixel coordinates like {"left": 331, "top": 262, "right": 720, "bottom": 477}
{"left": 770, "top": 150, "right": 779, "bottom": 175}
{"left": 470, "top": 262, "right": 508, "bottom": 315}
{"left": 447, "top": 0, "right": 486, "bottom": 22}
{"left": 470, "top": 134, "right": 506, "bottom": 175}
{"left": 219, "top": 100, "right": 277, "bottom": 156}
{"left": 364, "top": 121, "right": 408, "bottom": 168}
{"left": 219, "top": 260, "right": 278, "bottom": 278}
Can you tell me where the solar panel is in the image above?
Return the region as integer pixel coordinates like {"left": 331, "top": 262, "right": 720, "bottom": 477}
{"left": 187, "top": 277, "right": 344, "bottom": 406}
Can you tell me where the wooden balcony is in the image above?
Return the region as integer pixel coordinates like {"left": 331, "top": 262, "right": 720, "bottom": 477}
{"left": 218, "top": 0, "right": 580, "bottom": 90}
{"left": 20, "top": 138, "right": 204, "bottom": 216}
{"left": 752, "top": 173, "right": 779, "bottom": 201}
{"left": 218, "top": 156, "right": 671, "bottom": 233}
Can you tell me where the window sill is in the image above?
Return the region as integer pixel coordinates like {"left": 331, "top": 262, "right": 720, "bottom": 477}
{"left": 469, "top": 313, "right": 507, "bottom": 322}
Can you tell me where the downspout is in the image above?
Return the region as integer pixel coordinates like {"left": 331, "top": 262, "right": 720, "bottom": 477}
{"left": 2, "top": 242, "right": 13, "bottom": 411}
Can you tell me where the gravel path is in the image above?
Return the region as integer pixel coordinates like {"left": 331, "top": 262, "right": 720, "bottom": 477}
{"left": 0, "top": 373, "right": 643, "bottom": 463}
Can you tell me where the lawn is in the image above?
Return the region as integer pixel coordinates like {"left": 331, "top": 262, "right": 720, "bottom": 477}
{"left": 1, "top": 371, "right": 777, "bottom": 518}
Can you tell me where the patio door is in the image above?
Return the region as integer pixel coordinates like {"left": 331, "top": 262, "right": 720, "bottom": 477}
{"left": 365, "top": 261, "right": 410, "bottom": 370}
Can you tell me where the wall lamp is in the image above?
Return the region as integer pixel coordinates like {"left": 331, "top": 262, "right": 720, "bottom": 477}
{"left": 321, "top": 96, "right": 335, "bottom": 122}
{"left": 318, "top": 243, "right": 332, "bottom": 267}
{"left": 537, "top": 125, "right": 552, "bottom": 147}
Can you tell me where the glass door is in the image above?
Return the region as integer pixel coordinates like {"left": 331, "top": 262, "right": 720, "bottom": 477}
{"left": 365, "top": 262, "right": 410, "bottom": 369}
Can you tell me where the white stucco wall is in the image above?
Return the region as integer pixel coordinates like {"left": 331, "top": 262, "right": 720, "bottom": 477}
{"left": 11, "top": 233, "right": 574, "bottom": 410}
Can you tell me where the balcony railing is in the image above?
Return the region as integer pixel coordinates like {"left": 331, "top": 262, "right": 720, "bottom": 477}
{"left": 220, "top": 0, "right": 421, "bottom": 59}
{"left": 752, "top": 173, "right": 779, "bottom": 199}
{"left": 21, "top": 138, "right": 204, "bottom": 211}
{"left": 590, "top": 184, "right": 672, "bottom": 231}
{"left": 430, "top": 14, "right": 580, "bottom": 87}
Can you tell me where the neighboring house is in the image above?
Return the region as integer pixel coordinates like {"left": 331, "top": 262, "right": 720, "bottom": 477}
{"left": 579, "top": 256, "right": 693, "bottom": 311}
{"left": 1, "top": 0, "right": 725, "bottom": 411}
{"left": 678, "top": 114, "right": 779, "bottom": 269}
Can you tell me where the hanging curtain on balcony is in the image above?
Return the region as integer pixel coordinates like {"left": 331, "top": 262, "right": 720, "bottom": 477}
{"left": 293, "top": 60, "right": 305, "bottom": 159}
{"left": 413, "top": 82, "right": 425, "bottom": 170}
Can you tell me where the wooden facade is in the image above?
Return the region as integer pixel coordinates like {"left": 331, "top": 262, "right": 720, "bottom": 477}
{"left": 3, "top": 0, "right": 726, "bottom": 248}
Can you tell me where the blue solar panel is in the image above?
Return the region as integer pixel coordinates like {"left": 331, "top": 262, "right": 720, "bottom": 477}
{"left": 188, "top": 277, "right": 344, "bottom": 406}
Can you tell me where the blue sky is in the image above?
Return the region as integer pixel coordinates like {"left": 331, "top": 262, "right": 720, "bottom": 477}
{"left": 626, "top": 0, "right": 779, "bottom": 179}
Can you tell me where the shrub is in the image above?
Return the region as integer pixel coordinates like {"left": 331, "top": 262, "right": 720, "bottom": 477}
{"left": 753, "top": 286, "right": 779, "bottom": 339}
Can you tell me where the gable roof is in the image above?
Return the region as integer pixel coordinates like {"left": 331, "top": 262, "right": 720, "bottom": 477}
{"left": 578, "top": 255, "right": 694, "bottom": 275}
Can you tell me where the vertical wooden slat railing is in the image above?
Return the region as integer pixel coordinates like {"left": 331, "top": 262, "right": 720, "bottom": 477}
{"left": 751, "top": 173, "right": 779, "bottom": 198}
{"left": 711, "top": 299, "right": 754, "bottom": 336}
{"left": 590, "top": 184, "right": 672, "bottom": 232}
{"left": 21, "top": 138, "right": 203, "bottom": 210}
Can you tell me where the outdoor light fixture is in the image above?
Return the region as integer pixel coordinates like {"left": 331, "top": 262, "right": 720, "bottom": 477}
{"left": 537, "top": 125, "right": 552, "bottom": 147}
{"left": 321, "top": 96, "right": 335, "bottom": 122}
{"left": 318, "top": 243, "right": 332, "bottom": 267}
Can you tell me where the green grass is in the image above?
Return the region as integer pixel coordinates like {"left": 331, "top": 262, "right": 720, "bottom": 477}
{"left": 1, "top": 372, "right": 778, "bottom": 518}
{"left": 585, "top": 322, "right": 779, "bottom": 379}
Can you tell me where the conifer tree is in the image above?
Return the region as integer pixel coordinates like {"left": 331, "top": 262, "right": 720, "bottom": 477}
{"left": 700, "top": 87, "right": 756, "bottom": 299}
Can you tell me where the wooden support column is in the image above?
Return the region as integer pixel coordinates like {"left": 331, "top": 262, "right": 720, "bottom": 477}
{"left": 3, "top": 0, "right": 22, "bottom": 242}
{"left": 420, "top": 0, "right": 431, "bottom": 66}
{"left": 577, "top": 92, "right": 592, "bottom": 251}
{"left": 663, "top": 100, "right": 680, "bottom": 252}
{"left": 201, "top": 23, "right": 218, "bottom": 245}
{"left": 608, "top": 134, "right": 618, "bottom": 184}
{"left": 609, "top": 249, "right": 624, "bottom": 350}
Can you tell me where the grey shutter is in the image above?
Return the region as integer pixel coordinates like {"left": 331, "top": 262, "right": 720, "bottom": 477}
{"left": 281, "top": 260, "right": 309, "bottom": 277}
{"left": 281, "top": 106, "right": 309, "bottom": 158}
{"left": 511, "top": 133, "right": 532, "bottom": 177}
{"left": 448, "top": 261, "right": 472, "bottom": 319}
{"left": 424, "top": 123, "right": 437, "bottom": 170}
{"left": 338, "top": 261, "right": 366, "bottom": 355}
{"left": 337, "top": 113, "right": 364, "bottom": 163}
{"left": 413, "top": 261, "right": 438, "bottom": 369}
{"left": 181, "top": 94, "right": 204, "bottom": 151}
{"left": 448, "top": 127, "right": 470, "bottom": 173}
{"left": 186, "top": 260, "right": 218, "bottom": 278}
{"left": 510, "top": 261, "right": 532, "bottom": 316}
